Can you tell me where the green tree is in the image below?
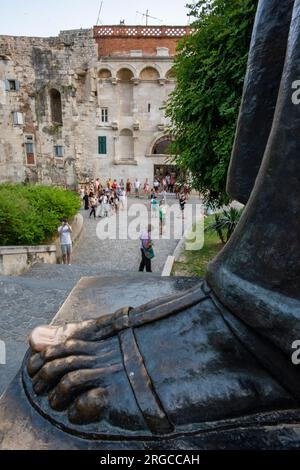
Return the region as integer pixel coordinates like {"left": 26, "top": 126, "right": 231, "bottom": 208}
{"left": 166, "top": 0, "right": 258, "bottom": 207}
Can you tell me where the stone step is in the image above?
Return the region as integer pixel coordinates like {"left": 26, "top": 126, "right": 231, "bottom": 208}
{"left": 22, "top": 262, "right": 168, "bottom": 283}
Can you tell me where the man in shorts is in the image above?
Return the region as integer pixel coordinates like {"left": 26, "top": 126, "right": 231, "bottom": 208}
{"left": 134, "top": 179, "right": 141, "bottom": 198}
{"left": 58, "top": 219, "right": 73, "bottom": 265}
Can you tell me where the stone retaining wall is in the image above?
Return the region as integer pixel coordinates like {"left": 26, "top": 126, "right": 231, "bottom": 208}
{"left": 0, "top": 245, "right": 57, "bottom": 276}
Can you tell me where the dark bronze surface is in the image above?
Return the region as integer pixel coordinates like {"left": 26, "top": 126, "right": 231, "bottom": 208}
{"left": 227, "top": 0, "right": 294, "bottom": 203}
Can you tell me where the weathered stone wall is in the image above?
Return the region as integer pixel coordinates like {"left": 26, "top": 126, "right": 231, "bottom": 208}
{"left": 0, "top": 29, "right": 98, "bottom": 188}
{"left": 0, "top": 26, "right": 183, "bottom": 188}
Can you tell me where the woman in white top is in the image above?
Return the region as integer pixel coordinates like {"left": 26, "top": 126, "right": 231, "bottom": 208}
{"left": 118, "top": 189, "right": 126, "bottom": 210}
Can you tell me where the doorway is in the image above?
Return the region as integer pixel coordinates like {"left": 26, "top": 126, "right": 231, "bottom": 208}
{"left": 154, "top": 164, "right": 178, "bottom": 180}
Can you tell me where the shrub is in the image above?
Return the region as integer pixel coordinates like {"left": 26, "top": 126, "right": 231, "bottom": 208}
{"left": 205, "top": 207, "right": 243, "bottom": 244}
{"left": 0, "top": 184, "right": 81, "bottom": 246}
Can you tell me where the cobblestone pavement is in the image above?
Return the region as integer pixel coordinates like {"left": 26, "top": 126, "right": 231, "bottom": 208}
{"left": 0, "top": 196, "right": 201, "bottom": 395}
{"left": 0, "top": 274, "right": 74, "bottom": 394}
{"left": 72, "top": 196, "right": 195, "bottom": 273}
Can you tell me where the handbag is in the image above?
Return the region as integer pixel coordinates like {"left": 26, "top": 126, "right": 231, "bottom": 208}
{"left": 142, "top": 240, "right": 155, "bottom": 259}
{"left": 144, "top": 246, "right": 155, "bottom": 259}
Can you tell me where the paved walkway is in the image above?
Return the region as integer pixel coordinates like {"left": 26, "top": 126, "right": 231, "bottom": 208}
{"left": 73, "top": 196, "right": 187, "bottom": 273}
{"left": 0, "top": 195, "right": 201, "bottom": 395}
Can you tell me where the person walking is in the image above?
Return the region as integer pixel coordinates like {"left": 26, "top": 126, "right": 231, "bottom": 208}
{"left": 126, "top": 179, "right": 132, "bottom": 196}
{"left": 174, "top": 182, "right": 180, "bottom": 199}
{"left": 169, "top": 174, "right": 175, "bottom": 193}
{"left": 144, "top": 178, "right": 150, "bottom": 197}
{"left": 112, "top": 191, "right": 120, "bottom": 213}
{"left": 89, "top": 195, "right": 97, "bottom": 219}
{"left": 184, "top": 184, "right": 191, "bottom": 200}
{"left": 119, "top": 179, "right": 125, "bottom": 191}
{"left": 179, "top": 192, "right": 187, "bottom": 219}
{"left": 139, "top": 225, "right": 154, "bottom": 273}
{"left": 134, "top": 179, "right": 141, "bottom": 198}
{"left": 83, "top": 192, "right": 90, "bottom": 210}
{"left": 151, "top": 194, "right": 159, "bottom": 218}
{"left": 153, "top": 178, "right": 160, "bottom": 193}
{"left": 118, "top": 187, "right": 126, "bottom": 210}
{"left": 58, "top": 219, "right": 73, "bottom": 266}
{"left": 107, "top": 178, "right": 113, "bottom": 190}
{"left": 160, "top": 188, "right": 168, "bottom": 202}
{"left": 99, "top": 191, "right": 110, "bottom": 217}
{"left": 159, "top": 199, "right": 167, "bottom": 235}
{"left": 95, "top": 178, "right": 100, "bottom": 195}
{"left": 166, "top": 174, "right": 171, "bottom": 192}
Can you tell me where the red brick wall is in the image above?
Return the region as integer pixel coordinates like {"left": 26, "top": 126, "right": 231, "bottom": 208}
{"left": 24, "top": 125, "right": 35, "bottom": 134}
{"left": 93, "top": 26, "right": 191, "bottom": 58}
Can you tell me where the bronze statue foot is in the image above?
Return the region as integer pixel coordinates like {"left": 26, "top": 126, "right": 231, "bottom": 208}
{"left": 25, "top": 283, "right": 298, "bottom": 439}
{"left": 28, "top": 335, "right": 147, "bottom": 430}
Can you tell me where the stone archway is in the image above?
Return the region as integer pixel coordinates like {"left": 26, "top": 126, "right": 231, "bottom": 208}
{"left": 152, "top": 136, "right": 174, "bottom": 155}
{"left": 98, "top": 68, "right": 112, "bottom": 79}
{"left": 116, "top": 68, "right": 135, "bottom": 81}
{"left": 139, "top": 66, "right": 160, "bottom": 81}
{"left": 49, "top": 88, "right": 62, "bottom": 125}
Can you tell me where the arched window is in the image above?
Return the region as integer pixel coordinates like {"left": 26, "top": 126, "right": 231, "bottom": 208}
{"left": 119, "top": 129, "right": 134, "bottom": 160}
{"left": 117, "top": 68, "right": 134, "bottom": 81}
{"left": 140, "top": 67, "right": 160, "bottom": 80}
{"left": 152, "top": 136, "right": 174, "bottom": 155}
{"left": 98, "top": 69, "right": 112, "bottom": 79}
{"left": 166, "top": 68, "right": 176, "bottom": 80}
{"left": 50, "top": 89, "right": 62, "bottom": 125}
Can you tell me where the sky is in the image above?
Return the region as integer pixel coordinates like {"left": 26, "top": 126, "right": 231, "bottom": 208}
{"left": 0, "top": 0, "right": 192, "bottom": 37}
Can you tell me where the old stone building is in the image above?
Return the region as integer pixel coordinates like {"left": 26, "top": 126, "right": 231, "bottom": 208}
{"left": 0, "top": 25, "right": 190, "bottom": 188}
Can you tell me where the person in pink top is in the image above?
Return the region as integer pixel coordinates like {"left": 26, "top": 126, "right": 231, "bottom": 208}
{"left": 144, "top": 178, "right": 150, "bottom": 196}
{"left": 139, "top": 225, "right": 154, "bottom": 273}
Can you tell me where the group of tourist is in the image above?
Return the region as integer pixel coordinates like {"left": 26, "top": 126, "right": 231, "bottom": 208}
{"left": 80, "top": 187, "right": 126, "bottom": 219}
{"left": 78, "top": 174, "right": 190, "bottom": 221}
{"left": 59, "top": 183, "right": 189, "bottom": 270}
{"left": 79, "top": 174, "right": 189, "bottom": 199}
{"left": 74, "top": 175, "right": 191, "bottom": 272}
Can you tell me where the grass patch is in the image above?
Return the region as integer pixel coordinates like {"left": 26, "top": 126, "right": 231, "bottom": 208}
{"left": 173, "top": 216, "right": 223, "bottom": 277}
